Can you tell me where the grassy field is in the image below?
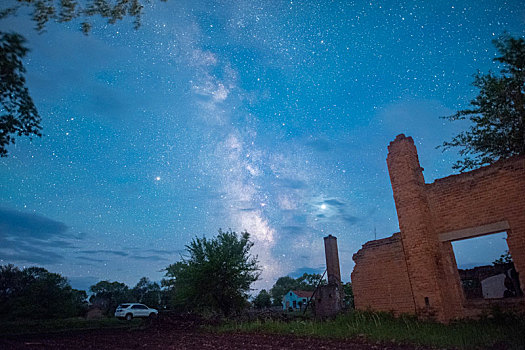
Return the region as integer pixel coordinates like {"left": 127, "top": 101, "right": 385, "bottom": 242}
{"left": 2, "top": 311, "right": 523, "bottom": 349}
{"left": 0, "top": 317, "right": 144, "bottom": 336}
{"left": 215, "top": 310, "right": 525, "bottom": 349}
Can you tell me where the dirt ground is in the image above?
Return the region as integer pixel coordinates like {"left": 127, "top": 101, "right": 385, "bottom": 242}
{"left": 0, "top": 314, "right": 434, "bottom": 350}
{"left": 0, "top": 328, "right": 437, "bottom": 350}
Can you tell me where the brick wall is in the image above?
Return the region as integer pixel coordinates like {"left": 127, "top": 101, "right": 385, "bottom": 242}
{"left": 351, "top": 233, "right": 415, "bottom": 314}
{"left": 426, "top": 156, "right": 525, "bottom": 293}
{"left": 351, "top": 134, "right": 525, "bottom": 322}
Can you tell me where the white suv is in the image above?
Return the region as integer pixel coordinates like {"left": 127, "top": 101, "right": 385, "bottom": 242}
{"left": 115, "top": 303, "right": 158, "bottom": 320}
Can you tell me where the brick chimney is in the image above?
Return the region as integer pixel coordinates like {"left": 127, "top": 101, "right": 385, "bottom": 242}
{"left": 315, "top": 234, "right": 344, "bottom": 318}
{"left": 324, "top": 234, "right": 341, "bottom": 285}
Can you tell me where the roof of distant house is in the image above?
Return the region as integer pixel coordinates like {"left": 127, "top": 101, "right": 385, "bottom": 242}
{"left": 292, "top": 290, "right": 314, "bottom": 298}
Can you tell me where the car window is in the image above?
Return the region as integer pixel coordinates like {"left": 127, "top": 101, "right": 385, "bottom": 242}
{"left": 131, "top": 305, "right": 140, "bottom": 309}
{"left": 138, "top": 305, "right": 148, "bottom": 309}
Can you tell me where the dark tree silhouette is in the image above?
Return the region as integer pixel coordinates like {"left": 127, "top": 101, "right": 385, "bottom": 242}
{"left": 441, "top": 34, "right": 525, "bottom": 171}
{"left": 253, "top": 289, "right": 272, "bottom": 309}
{"left": 132, "top": 277, "right": 161, "bottom": 308}
{"left": 0, "top": 33, "right": 40, "bottom": 157}
{"left": 1, "top": 0, "right": 150, "bottom": 34}
{"left": 0, "top": 264, "right": 87, "bottom": 319}
{"left": 89, "top": 280, "right": 132, "bottom": 315}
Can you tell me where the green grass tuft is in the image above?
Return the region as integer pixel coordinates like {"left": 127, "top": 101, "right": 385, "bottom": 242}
{"left": 214, "top": 310, "right": 525, "bottom": 349}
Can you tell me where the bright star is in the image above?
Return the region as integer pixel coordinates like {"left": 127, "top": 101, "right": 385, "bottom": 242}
{"left": 155, "top": 176, "right": 161, "bottom": 181}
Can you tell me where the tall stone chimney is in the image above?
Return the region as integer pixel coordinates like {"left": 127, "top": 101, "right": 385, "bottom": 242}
{"left": 324, "top": 235, "right": 341, "bottom": 285}
{"left": 315, "top": 234, "right": 344, "bottom": 318}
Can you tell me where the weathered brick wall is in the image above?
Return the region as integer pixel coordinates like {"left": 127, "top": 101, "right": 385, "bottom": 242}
{"left": 426, "top": 156, "right": 525, "bottom": 296}
{"left": 351, "top": 233, "right": 416, "bottom": 314}
{"left": 351, "top": 134, "right": 525, "bottom": 322}
{"left": 426, "top": 156, "right": 525, "bottom": 233}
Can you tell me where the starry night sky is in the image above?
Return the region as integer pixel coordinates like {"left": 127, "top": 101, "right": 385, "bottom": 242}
{"left": 1, "top": 1, "right": 523, "bottom": 292}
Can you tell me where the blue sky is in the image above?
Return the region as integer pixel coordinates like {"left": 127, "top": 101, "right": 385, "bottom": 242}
{"left": 0, "top": 0, "right": 523, "bottom": 292}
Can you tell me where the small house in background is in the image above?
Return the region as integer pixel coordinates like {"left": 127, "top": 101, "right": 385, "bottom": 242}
{"left": 282, "top": 290, "right": 313, "bottom": 310}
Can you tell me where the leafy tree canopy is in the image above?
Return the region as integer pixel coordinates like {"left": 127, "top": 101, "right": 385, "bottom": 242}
{"left": 253, "top": 289, "right": 272, "bottom": 309}
{"left": 0, "top": 0, "right": 159, "bottom": 34}
{"left": 0, "top": 264, "right": 87, "bottom": 320}
{"left": 163, "top": 229, "right": 260, "bottom": 316}
{"left": 295, "top": 272, "right": 325, "bottom": 290}
{"left": 493, "top": 250, "right": 513, "bottom": 266}
{"left": 0, "top": 32, "right": 40, "bottom": 157}
{"left": 269, "top": 276, "right": 296, "bottom": 307}
{"left": 132, "top": 276, "right": 161, "bottom": 308}
{"left": 89, "top": 280, "right": 132, "bottom": 315}
{"left": 343, "top": 282, "right": 354, "bottom": 309}
{"left": 441, "top": 34, "right": 525, "bottom": 171}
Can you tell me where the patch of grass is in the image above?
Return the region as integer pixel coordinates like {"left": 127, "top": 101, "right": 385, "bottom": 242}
{"left": 214, "top": 310, "right": 525, "bottom": 349}
{"left": 0, "top": 317, "right": 143, "bottom": 336}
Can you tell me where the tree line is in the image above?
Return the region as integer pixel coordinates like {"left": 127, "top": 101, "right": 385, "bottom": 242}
{"left": 2, "top": 229, "right": 352, "bottom": 320}
{"left": 0, "top": 264, "right": 168, "bottom": 320}
{"left": 0, "top": 265, "right": 87, "bottom": 320}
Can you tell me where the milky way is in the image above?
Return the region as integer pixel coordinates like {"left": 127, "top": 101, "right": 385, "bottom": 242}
{"left": 0, "top": 0, "right": 523, "bottom": 291}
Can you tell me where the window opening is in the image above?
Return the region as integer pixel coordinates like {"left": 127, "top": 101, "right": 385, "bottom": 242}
{"left": 451, "top": 232, "right": 522, "bottom": 299}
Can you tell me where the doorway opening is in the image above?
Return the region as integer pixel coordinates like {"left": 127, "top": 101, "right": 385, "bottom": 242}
{"left": 451, "top": 232, "right": 522, "bottom": 300}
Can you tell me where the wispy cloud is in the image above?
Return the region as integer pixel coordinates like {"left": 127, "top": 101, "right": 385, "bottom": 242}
{"left": 281, "top": 225, "right": 305, "bottom": 236}
{"left": 0, "top": 241, "right": 66, "bottom": 265}
{"left": 311, "top": 197, "right": 362, "bottom": 226}
{"left": 275, "top": 178, "right": 308, "bottom": 190}
{"left": 289, "top": 266, "right": 325, "bottom": 278}
{"left": 137, "top": 249, "right": 178, "bottom": 256}
{"left": 0, "top": 208, "right": 78, "bottom": 265}
{"left": 78, "top": 250, "right": 129, "bottom": 257}
{"left": 0, "top": 208, "right": 69, "bottom": 239}
{"left": 323, "top": 199, "right": 345, "bottom": 207}
{"left": 76, "top": 256, "right": 106, "bottom": 263}
{"left": 130, "top": 255, "right": 169, "bottom": 261}
{"left": 305, "top": 139, "right": 332, "bottom": 152}
{"left": 68, "top": 276, "right": 100, "bottom": 291}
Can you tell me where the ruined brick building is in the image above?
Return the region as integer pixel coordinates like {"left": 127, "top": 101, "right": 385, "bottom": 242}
{"left": 351, "top": 134, "right": 525, "bottom": 322}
